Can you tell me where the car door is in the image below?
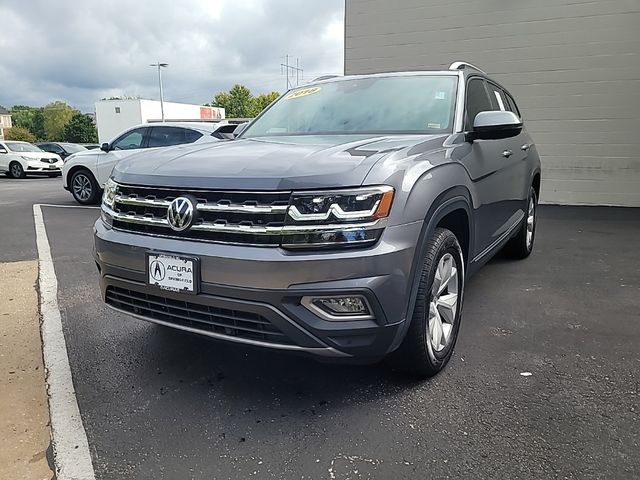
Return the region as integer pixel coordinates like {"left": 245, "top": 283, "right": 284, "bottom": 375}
{"left": 485, "top": 81, "right": 530, "bottom": 225}
{"left": 458, "top": 77, "right": 523, "bottom": 259}
{"left": 95, "top": 127, "right": 148, "bottom": 186}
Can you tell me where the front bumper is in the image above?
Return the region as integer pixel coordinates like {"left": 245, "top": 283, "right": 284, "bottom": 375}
{"left": 94, "top": 218, "right": 422, "bottom": 359}
{"left": 26, "top": 160, "right": 63, "bottom": 173}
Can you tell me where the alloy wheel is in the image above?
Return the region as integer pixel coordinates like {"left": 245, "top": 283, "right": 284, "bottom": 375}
{"left": 428, "top": 253, "right": 459, "bottom": 352}
{"left": 10, "top": 163, "right": 23, "bottom": 178}
{"left": 73, "top": 174, "right": 93, "bottom": 202}
{"left": 526, "top": 196, "right": 535, "bottom": 249}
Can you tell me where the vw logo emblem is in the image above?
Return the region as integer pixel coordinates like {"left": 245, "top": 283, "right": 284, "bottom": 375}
{"left": 167, "top": 197, "right": 195, "bottom": 232}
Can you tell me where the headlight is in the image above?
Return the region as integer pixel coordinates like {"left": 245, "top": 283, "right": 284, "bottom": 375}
{"left": 21, "top": 155, "right": 33, "bottom": 161}
{"left": 281, "top": 186, "right": 394, "bottom": 249}
{"left": 102, "top": 178, "right": 118, "bottom": 208}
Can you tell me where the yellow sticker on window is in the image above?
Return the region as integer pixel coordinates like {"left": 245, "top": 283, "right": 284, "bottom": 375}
{"left": 285, "top": 87, "right": 322, "bottom": 100}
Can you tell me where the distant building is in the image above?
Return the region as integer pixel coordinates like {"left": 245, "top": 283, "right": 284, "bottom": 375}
{"left": 0, "top": 107, "right": 12, "bottom": 140}
{"left": 94, "top": 99, "right": 225, "bottom": 143}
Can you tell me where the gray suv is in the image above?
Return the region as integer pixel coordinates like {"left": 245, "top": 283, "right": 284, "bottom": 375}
{"left": 95, "top": 62, "right": 541, "bottom": 377}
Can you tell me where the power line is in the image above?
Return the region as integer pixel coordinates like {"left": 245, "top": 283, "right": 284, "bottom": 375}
{"left": 280, "top": 55, "right": 303, "bottom": 91}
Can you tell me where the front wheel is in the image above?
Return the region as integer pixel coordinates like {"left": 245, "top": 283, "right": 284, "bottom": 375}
{"left": 9, "top": 162, "right": 26, "bottom": 179}
{"left": 70, "top": 169, "right": 101, "bottom": 204}
{"left": 394, "top": 227, "right": 465, "bottom": 377}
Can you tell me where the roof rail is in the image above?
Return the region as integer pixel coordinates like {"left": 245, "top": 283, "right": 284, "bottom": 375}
{"left": 449, "top": 62, "right": 487, "bottom": 75}
{"left": 312, "top": 75, "right": 341, "bottom": 82}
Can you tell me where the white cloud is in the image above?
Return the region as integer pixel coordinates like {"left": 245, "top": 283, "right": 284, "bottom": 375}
{"left": 0, "top": 0, "right": 344, "bottom": 111}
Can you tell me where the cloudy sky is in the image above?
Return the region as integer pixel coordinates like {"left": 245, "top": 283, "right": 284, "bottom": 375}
{"left": 0, "top": 0, "right": 344, "bottom": 112}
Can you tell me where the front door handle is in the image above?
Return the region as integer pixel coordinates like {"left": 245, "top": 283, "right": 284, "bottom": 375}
{"left": 521, "top": 143, "right": 531, "bottom": 151}
{"left": 502, "top": 149, "right": 513, "bottom": 158}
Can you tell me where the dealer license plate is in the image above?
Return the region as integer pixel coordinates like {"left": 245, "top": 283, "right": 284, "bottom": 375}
{"left": 147, "top": 253, "right": 198, "bottom": 293}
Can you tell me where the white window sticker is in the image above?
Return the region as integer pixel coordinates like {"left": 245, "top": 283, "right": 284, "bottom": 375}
{"left": 494, "top": 91, "right": 506, "bottom": 111}
{"left": 435, "top": 91, "right": 446, "bottom": 100}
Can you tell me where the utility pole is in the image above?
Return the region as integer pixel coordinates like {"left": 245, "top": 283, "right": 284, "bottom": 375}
{"left": 150, "top": 62, "right": 168, "bottom": 121}
{"left": 280, "top": 55, "right": 303, "bottom": 90}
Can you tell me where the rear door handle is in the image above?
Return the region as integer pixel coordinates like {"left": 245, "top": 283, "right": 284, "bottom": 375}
{"left": 521, "top": 143, "right": 531, "bottom": 151}
{"left": 502, "top": 149, "right": 513, "bottom": 158}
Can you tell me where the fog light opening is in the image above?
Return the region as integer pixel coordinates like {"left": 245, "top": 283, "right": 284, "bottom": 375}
{"left": 302, "top": 295, "right": 373, "bottom": 321}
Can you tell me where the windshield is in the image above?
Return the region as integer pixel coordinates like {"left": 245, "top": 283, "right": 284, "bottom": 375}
{"left": 5, "top": 141, "right": 43, "bottom": 152}
{"left": 243, "top": 75, "right": 458, "bottom": 137}
{"left": 61, "top": 143, "right": 87, "bottom": 153}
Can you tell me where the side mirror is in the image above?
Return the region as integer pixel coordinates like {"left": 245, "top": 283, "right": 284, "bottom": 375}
{"left": 233, "top": 122, "right": 249, "bottom": 138}
{"left": 467, "top": 111, "right": 522, "bottom": 142}
{"left": 0, "top": 147, "right": 7, "bottom": 154}
{"left": 100, "top": 142, "right": 111, "bottom": 152}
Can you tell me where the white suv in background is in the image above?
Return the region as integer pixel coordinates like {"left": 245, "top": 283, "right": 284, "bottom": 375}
{"left": 0, "top": 141, "right": 64, "bottom": 178}
{"left": 62, "top": 122, "right": 237, "bottom": 204}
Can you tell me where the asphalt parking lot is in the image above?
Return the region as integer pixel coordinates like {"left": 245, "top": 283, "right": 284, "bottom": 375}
{"left": 1, "top": 176, "right": 639, "bottom": 479}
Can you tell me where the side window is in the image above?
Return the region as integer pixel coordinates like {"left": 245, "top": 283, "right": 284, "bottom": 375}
{"left": 465, "top": 78, "right": 492, "bottom": 130}
{"left": 504, "top": 92, "right": 521, "bottom": 118}
{"left": 147, "top": 127, "right": 197, "bottom": 147}
{"left": 112, "top": 128, "right": 145, "bottom": 150}
{"left": 184, "top": 129, "right": 203, "bottom": 143}
{"left": 486, "top": 83, "right": 506, "bottom": 111}
{"left": 50, "top": 144, "right": 64, "bottom": 153}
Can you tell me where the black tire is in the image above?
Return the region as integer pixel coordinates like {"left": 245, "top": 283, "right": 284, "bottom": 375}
{"left": 70, "top": 169, "right": 101, "bottom": 204}
{"left": 504, "top": 186, "right": 537, "bottom": 259}
{"left": 8, "top": 161, "right": 26, "bottom": 179}
{"left": 393, "top": 227, "right": 465, "bottom": 377}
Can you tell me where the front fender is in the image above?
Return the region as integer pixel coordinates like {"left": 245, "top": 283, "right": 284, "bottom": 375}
{"left": 387, "top": 190, "right": 474, "bottom": 353}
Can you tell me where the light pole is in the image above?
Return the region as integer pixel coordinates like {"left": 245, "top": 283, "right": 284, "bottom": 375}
{"left": 150, "top": 62, "right": 168, "bottom": 121}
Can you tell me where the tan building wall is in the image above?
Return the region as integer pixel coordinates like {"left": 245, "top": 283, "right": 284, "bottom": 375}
{"left": 345, "top": 0, "right": 640, "bottom": 206}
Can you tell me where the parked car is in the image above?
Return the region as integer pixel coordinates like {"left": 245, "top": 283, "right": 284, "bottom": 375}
{"left": 36, "top": 142, "right": 87, "bottom": 160}
{"left": 95, "top": 63, "right": 541, "bottom": 377}
{"left": 0, "top": 140, "right": 63, "bottom": 178}
{"left": 62, "top": 122, "right": 226, "bottom": 204}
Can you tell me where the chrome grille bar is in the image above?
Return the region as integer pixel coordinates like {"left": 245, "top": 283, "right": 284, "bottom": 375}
{"left": 116, "top": 196, "right": 170, "bottom": 208}
{"left": 104, "top": 205, "right": 383, "bottom": 234}
{"left": 114, "top": 194, "right": 287, "bottom": 214}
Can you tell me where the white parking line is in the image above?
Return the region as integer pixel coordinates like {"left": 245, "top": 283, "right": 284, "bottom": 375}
{"left": 33, "top": 204, "right": 96, "bottom": 480}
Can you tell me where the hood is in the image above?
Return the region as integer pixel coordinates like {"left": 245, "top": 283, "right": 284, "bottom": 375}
{"left": 69, "top": 148, "right": 100, "bottom": 158}
{"left": 20, "top": 151, "right": 60, "bottom": 160}
{"left": 113, "top": 135, "right": 440, "bottom": 190}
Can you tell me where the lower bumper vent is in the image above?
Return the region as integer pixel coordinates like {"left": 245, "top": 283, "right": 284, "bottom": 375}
{"left": 105, "top": 286, "right": 293, "bottom": 345}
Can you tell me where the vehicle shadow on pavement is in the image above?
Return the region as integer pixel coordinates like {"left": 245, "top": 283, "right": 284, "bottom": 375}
{"left": 134, "top": 323, "right": 423, "bottom": 410}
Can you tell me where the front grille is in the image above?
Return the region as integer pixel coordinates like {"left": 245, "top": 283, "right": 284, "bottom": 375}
{"left": 111, "top": 185, "right": 291, "bottom": 245}
{"left": 40, "top": 158, "right": 56, "bottom": 164}
{"left": 106, "top": 286, "right": 294, "bottom": 345}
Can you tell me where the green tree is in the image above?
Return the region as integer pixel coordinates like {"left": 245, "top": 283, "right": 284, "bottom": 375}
{"left": 62, "top": 113, "right": 98, "bottom": 143}
{"left": 211, "top": 84, "right": 254, "bottom": 118}
{"left": 3, "top": 127, "right": 37, "bottom": 143}
{"left": 9, "top": 106, "right": 39, "bottom": 135}
{"left": 31, "top": 109, "right": 46, "bottom": 140}
{"left": 209, "top": 86, "right": 280, "bottom": 118}
{"left": 42, "top": 101, "right": 76, "bottom": 140}
{"left": 249, "top": 91, "right": 280, "bottom": 117}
